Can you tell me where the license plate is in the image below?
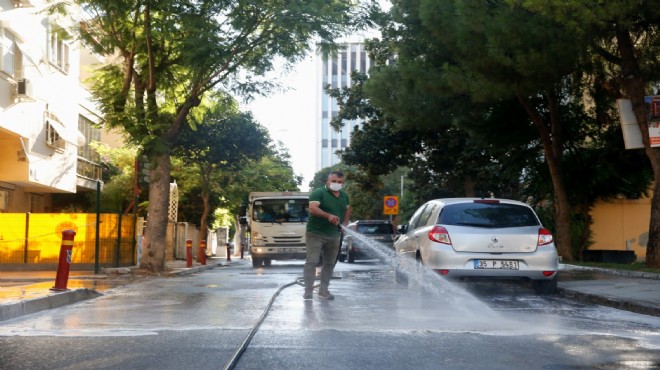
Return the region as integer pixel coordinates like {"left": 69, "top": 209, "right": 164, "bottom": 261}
{"left": 474, "top": 260, "right": 519, "bottom": 270}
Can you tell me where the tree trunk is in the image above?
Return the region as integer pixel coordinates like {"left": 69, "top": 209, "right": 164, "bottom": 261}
{"left": 616, "top": 25, "right": 660, "bottom": 268}
{"left": 464, "top": 174, "right": 475, "bottom": 197}
{"left": 198, "top": 165, "right": 212, "bottom": 243}
{"left": 140, "top": 152, "right": 171, "bottom": 272}
{"left": 517, "top": 94, "right": 574, "bottom": 262}
{"left": 199, "top": 191, "right": 209, "bottom": 243}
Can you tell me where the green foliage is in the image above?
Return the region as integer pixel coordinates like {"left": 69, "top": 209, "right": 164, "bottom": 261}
{"left": 325, "top": 0, "right": 658, "bottom": 261}
{"left": 171, "top": 100, "right": 272, "bottom": 229}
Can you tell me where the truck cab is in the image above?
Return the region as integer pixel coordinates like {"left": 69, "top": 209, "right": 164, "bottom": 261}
{"left": 248, "top": 192, "right": 309, "bottom": 267}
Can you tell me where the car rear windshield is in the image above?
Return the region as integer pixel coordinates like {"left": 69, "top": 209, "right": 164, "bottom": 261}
{"left": 438, "top": 203, "right": 540, "bottom": 228}
{"left": 357, "top": 223, "right": 394, "bottom": 234}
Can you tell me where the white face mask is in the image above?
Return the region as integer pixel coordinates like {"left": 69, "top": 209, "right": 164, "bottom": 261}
{"left": 328, "top": 183, "right": 343, "bottom": 192}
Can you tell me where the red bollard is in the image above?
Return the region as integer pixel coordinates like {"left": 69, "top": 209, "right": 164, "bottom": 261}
{"left": 226, "top": 243, "right": 231, "bottom": 261}
{"left": 186, "top": 239, "right": 193, "bottom": 268}
{"left": 199, "top": 240, "right": 206, "bottom": 265}
{"left": 51, "top": 229, "right": 76, "bottom": 291}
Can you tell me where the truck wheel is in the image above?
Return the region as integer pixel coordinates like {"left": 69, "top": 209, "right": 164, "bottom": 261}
{"left": 252, "top": 258, "right": 263, "bottom": 267}
{"left": 263, "top": 259, "right": 272, "bottom": 267}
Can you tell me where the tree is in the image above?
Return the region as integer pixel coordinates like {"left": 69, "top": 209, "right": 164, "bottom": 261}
{"left": 172, "top": 102, "right": 271, "bottom": 241}
{"left": 333, "top": 1, "right": 656, "bottom": 262}
{"left": 67, "top": 0, "right": 372, "bottom": 272}
{"left": 516, "top": 0, "right": 660, "bottom": 268}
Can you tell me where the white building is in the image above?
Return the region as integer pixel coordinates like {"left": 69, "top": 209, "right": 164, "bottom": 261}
{"left": 316, "top": 42, "right": 373, "bottom": 171}
{"left": 0, "top": 0, "right": 105, "bottom": 212}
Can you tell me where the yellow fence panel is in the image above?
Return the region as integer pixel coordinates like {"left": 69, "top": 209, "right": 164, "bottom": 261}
{"left": 0, "top": 213, "right": 29, "bottom": 263}
{"left": 0, "top": 213, "right": 136, "bottom": 266}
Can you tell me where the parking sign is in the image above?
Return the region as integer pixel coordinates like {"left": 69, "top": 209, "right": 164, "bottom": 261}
{"left": 383, "top": 196, "right": 399, "bottom": 215}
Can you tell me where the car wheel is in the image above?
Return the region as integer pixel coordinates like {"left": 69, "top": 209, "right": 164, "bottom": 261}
{"left": 338, "top": 254, "right": 346, "bottom": 263}
{"left": 348, "top": 252, "right": 355, "bottom": 263}
{"left": 263, "top": 259, "right": 272, "bottom": 267}
{"left": 532, "top": 276, "right": 558, "bottom": 294}
{"left": 252, "top": 258, "right": 262, "bottom": 268}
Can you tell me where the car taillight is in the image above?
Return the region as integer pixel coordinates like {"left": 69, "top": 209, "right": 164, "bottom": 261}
{"left": 538, "top": 228, "right": 554, "bottom": 246}
{"left": 429, "top": 225, "right": 451, "bottom": 244}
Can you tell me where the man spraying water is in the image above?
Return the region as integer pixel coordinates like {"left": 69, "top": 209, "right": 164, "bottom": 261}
{"left": 302, "top": 171, "right": 351, "bottom": 300}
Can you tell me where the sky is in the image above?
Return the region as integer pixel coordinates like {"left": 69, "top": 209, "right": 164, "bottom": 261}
{"left": 240, "top": 1, "right": 391, "bottom": 193}
{"left": 242, "top": 54, "right": 318, "bottom": 192}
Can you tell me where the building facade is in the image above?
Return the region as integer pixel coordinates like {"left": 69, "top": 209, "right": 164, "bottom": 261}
{"left": 316, "top": 42, "right": 372, "bottom": 171}
{"left": 0, "top": 0, "right": 104, "bottom": 212}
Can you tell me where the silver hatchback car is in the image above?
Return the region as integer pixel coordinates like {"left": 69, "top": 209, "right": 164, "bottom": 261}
{"left": 394, "top": 198, "right": 559, "bottom": 293}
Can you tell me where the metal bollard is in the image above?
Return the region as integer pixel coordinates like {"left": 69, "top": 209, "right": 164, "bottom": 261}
{"left": 240, "top": 243, "right": 244, "bottom": 259}
{"left": 199, "top": 240, "right": 206, "bottom": 265}
{"left": 186, "top": 239, "right": 193, "bottom": 268}
{"left": 226, "top": 243, "right": 231, "bottom": 261}
{"left": 51, "top": 229, "right": 76, "bottom": 291}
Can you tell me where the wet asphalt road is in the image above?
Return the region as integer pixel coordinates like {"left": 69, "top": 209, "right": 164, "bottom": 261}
{"left": 0, "top": 260, "right": 658, "bottom": 370}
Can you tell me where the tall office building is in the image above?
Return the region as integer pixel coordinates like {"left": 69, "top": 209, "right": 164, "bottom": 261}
{"left": 316, "top": 42, "right": 372, "bottom": 171}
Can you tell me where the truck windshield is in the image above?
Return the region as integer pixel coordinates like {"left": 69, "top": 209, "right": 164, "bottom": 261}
{"left": 253, "top": 199, "right": 309, "bottom": 223}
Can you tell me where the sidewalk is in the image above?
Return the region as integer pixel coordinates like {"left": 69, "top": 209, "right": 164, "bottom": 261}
{"left": 0, "top": 257, "right": 234, "bottom": 322}
{"left": 557, "top": 264, "right": 660, "bottom": 317}
{"left": 1, "top": 261, "right": 659, "bottom": 322}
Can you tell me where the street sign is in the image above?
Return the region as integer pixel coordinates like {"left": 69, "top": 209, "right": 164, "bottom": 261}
{"left": 383, "top": 195, "right": 399, "bottom": 215}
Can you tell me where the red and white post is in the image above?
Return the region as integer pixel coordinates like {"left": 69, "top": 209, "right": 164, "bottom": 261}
{"left": 51, "top": 229, "right": 76, "bottom": 291}
{"left": 186, "top": 239, "right": 193, "bottom": 268}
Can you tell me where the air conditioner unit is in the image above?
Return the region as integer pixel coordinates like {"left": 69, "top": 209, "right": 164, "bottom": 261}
{"left": 17, "top": 79, "right": 32, "bottom": 97}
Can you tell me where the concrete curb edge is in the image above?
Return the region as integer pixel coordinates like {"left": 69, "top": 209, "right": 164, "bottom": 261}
{"left": 0, "top": 288, "right": 102, "bottom": 322}
{"left": 557, "top": 287, "right": 660, "bottom": 318}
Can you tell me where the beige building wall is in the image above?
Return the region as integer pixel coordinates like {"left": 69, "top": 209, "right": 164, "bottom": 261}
{"left": 589, "top": 196, "right": 650, "bottom": 261}
{"left": 1, "top": 0, "right": 108, "bottom": 212}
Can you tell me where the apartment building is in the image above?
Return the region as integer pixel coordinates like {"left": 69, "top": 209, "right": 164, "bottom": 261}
{"left": 0, "top": 0, "right": 105, "bottom": 212}
{"left": 316, "top": 42, "right": 372, "bottom": 171}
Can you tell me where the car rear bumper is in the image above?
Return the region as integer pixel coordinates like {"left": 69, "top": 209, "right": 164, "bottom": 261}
{"left": 420, "top": 245, "right": 559, "bottom": 280}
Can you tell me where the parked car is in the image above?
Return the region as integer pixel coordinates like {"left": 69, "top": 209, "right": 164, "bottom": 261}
{"left": 394, "top": 198, "right": 559, "bottom": 293}
{"left": 339, "top": 220, "right": 397, "bottom": 263}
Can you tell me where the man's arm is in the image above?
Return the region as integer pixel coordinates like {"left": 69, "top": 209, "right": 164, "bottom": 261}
{"left": 309, "top": 201, "right": 340, "bottom": 225}
{"left": 343, "top": 205, "right": 351, "bottom": 226}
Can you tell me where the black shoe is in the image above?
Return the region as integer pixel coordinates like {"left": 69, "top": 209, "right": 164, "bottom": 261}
{"left": 318, "top": 291, "right": 334, "bottom": 300}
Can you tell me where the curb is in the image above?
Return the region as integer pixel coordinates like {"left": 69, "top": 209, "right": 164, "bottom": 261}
{"left": 0, "top": 261, "right": 228, "bottom": 322}
{"left": 561, "top": 264, "right": 660, "bottom": 280}
{"left": 167, "top": 262, "right": 225, "bottom": 276}
{"left": 557, "top": 287, "right": 660, "bottom": 318}
{"left": 0, "top": 288, "right": 102, "bottom": 322}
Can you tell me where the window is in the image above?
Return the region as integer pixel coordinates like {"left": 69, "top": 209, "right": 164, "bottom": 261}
{"left": 0, "top": 189, "right": 9, "bottom": 211}
{"left": 48, "top": 26, "right": 70, "bottom": 73}
{"left": 1, "top": 28, "right": 22, "bottom": 77}
{"left": 77, "top": 115, "right": 102, "bottom": 180}
{"left": 418, "top": 204, "right": 437, "bottom": 228}
{"left": 439, "top": 203, "right": 539, "bottom": 228}
{"left": 407, "top": 204, "right": 428, "bottom": 230}
{"left": 77, "top": 115, "right": 99, "bottom": 161}
{"left": 46, "top": 121, "right": 65, "bottom": 150}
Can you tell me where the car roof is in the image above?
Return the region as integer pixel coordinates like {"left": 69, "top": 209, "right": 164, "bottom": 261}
{"left": 349, "top": 219, "right": 393, "bottom": 225}
{"left": 427, "top": 198, "right": 530, "bottom": 207}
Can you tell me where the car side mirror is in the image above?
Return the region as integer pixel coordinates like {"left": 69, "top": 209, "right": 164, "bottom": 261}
{"left": 397, "top": 224, "right": 408, "bottom": 234}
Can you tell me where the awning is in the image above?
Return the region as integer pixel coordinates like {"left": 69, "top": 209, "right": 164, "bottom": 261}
{"left": 45, "top": 112, "right": 86, "bottom": 147}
